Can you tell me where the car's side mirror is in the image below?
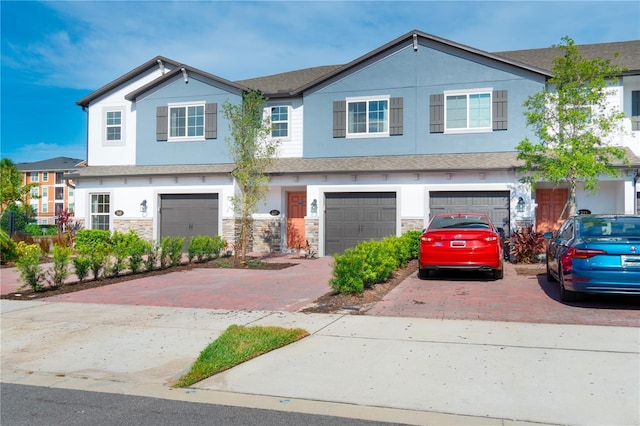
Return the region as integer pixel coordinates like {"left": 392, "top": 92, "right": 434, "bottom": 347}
{"left": 543, "top": 231, "right": 554, "bottom": 239}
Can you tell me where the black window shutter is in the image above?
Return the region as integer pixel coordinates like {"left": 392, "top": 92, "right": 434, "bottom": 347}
{"left": 429, "top": 94, "right": 444, "bottom": 133}
{"left": 156, "top": 106, "right": 168, "bottom": 141}
{"left": 205, "top": 103, "right": 217, "bottom": 139}
{"left": 390, "top": 97, "right": 403, "bottom": 135}
{"left": 333, "top": 100, "right": 346, "bottom": 138}
{"left": 632, "top": 91, "right": 640, "bottom": 131}
{"left": 492, "top": 90, "right": 508, "bottom": 131}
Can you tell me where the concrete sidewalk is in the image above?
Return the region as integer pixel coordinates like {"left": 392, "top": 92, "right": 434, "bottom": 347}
{"left": 2, "top": 300, "right": 638, "bottom": 425}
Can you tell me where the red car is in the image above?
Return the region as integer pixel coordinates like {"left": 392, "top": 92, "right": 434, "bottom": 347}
{"left": 419, "top": 213, "right": 504, "bottom": 280}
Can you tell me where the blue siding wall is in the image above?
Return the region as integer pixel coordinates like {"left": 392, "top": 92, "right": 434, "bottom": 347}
{"left": 135, "top": 76, "right": 242, "bottom": 165}
{"left": 303, "top": 40, "right": 546, "bottom": 158}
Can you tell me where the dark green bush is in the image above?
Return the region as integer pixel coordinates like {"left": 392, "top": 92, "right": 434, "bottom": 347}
{"left": 0, "top": 228, "right": 18, "bottom": 264}
{"left": 75, "top": 229, "right": 111, "bottom": 254}
{"left": 330, "top": 231, "right": 421, "bottom": 295}
{"left": 160, "top": 236, "right": 184, "bottom": 268}
{"left": 143, "top": 241, "right": 159, "bottom": 271}
{"left": 72, "top": 255, "right": 91, "bottom": 283}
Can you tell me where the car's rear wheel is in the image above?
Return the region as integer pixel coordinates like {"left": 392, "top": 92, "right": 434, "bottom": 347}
{"left": 418, "top": 268, "right": 430, "bottom": 280}
{"left": 558, "top": 269, "right": 577, "bottom": 302}
{"left": 493, "top": 268, "right": 503, "bottom": 280}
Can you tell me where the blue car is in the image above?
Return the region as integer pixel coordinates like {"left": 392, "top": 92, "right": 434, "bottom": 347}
{"left": 544, "top": 214, "right": 640, "bottom": 302}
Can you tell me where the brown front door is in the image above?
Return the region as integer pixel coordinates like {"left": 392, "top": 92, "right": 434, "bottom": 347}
{"left": 287, "top": 192, "right": 306, "bottom": 249}
{"left": 536, "top": 188, "right": 568, "bottom": 233}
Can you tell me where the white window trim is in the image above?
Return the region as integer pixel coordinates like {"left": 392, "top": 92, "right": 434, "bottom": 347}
{"left": 42, "top": 172, "right": 49, "bottom": 182}
{"left": 345, "top": 95, "right": 390, "bottom": 139}
{"left": 443, "top": 88, "right": 493, "bottom": 134}
{"left": 30, "top": 172, "right": 39, "bottom": 182}
{"left": 102, "top": 107, "right": 126, "bottom": 146}
{"left": 89, "top": 192, "right": 111, "bottom": 231}
{"left": 167, "top": 101, "right": 206, "bottom": 142}
{"left": 269, "top": 105, "right": 290, "bottom": 140}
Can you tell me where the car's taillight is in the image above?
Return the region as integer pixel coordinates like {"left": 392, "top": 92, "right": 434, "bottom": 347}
{"left": 571, "top": 248, "right": 607, "bottom": 259}
{"left": 561, "top": 247, "right": 607, "bottom": 271}
{"left": 421, "top": 236, "right": 434, "bottom": 243}
{"left": 483, "top": 236, "right": 499, "bottom": 243}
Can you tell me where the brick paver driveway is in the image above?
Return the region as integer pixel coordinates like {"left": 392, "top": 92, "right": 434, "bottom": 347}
{"left": 368, "top": 263, "right": 639, "bottom": 327}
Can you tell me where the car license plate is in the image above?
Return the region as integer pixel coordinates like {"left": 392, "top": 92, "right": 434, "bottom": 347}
{"left": 621, "top": 255, "right": 640, "bottom": 267}
{"left": 451, "top": 240, "right": 466, "bottom": 248}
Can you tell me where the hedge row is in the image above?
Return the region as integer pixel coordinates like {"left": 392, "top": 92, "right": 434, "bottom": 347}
{"left": 14, "top": 229, "right": 227, "bottom": 292}
{"left": 330, "top": 230, "right": 421, "bottom": 295}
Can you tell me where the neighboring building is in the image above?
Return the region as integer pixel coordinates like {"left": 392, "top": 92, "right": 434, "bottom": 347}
{"left": 16, "top": 157, "right": 84, "bottom": 226}
{"left": 69, "top": 30, "right": 640, "bottom": 256}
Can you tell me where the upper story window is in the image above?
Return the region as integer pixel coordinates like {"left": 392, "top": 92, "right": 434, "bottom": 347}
{"left": 170, "top": 104, "right": 204, "bottom": 139}
{"left": 333, "top": 97, "right": 403, "bottom": 139}
{"left": 55, "top": 187, "right": 64, "bottom": 200}
{"left": 30, "top": 187, "right": 39, "bottom": 198}
{"left": 42, "top": 172, "right": 49, "bottom": 182}
{"left": 42, "top": 187, "right": 48, "bottom": 198}
{"left": 157, "top": 103, "right": 217, "bottom": 142}
{"left": 106, "top": 111, "right": 122, "bottom": 140}
{"left": 430, "top": 90, "right": 508, "bottom": 133}
{"left": 103, "top": 108, "right": 125, "bottom": 145}
{"left": 55, "top": 172, "right": 63, "bottom": 185}
{"left": 445, "top": 89, "right": 491, "bottom": 132}
{"left": 30, "top": 172, "right": 39, "bottom": 182}
{"left": 347, "top": 96, "right": 389, "bottom": 137}
{"left": 271, "top": 106, "right": 289, "bottom": 138}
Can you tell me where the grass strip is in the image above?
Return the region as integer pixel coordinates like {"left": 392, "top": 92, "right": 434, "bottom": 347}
{"left": 174, "top": 324, "right": 309, "bottom": 387}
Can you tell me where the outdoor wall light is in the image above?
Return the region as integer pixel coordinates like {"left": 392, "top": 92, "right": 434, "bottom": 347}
{"left": 516, "top": 197, "right": 525, "bottom": 213}
{"left": 140, "top": 200, "right": 147, "bottom": 213}
{"left": 311, "top": 199, "right": 318, "bottom": 215}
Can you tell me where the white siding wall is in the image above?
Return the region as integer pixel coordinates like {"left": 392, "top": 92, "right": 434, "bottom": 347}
{"left": 86, "top": 66, "right": 174, "bottom": 166}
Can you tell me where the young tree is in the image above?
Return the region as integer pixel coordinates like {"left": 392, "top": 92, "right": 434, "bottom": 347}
{"left": 516, "top": 36, "right": 628, "bottom": 217}
{"left": 223, "top": 91, "right": 280, "bottom": 264}
{"left": 1, "top": 158, "right": 38, "bottom": 217}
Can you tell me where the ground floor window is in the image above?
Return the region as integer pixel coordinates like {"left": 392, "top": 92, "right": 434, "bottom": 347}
{"left": 90, "top": 193, "right": 110, "bottom": 230}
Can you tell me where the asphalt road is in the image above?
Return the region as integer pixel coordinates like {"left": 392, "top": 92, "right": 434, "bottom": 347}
{"left": 1, "top": 383, "right": 407, "bottom": 426}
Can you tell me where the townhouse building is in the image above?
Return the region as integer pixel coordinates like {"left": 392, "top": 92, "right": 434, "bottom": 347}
{"left": 16, "top": 156, "right": 84, "bottom": 226}
{"left": 69, "top": 30, "right": 640, "bottom": 256}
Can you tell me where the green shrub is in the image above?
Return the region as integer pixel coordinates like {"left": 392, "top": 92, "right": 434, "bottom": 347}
{"left": 188, "top": 236, "right": 206, "bottom": 263}
{"left": 72, "top": 255, "right": 91, "bottom": 283}
{"left": 330, "top": 247, "right": 366, "bottom": 294}
{"left": 0, "top": 228, "right": 18, "bottom": 264}
{"left": 110, "top": 230, "right": 142, "bottom": 276}
{"left": 75, "top": 229, "right": 111, "bottom": 254}
{"left": 160, "top": 236, "right": 184, "bottom": 268}
{"left": 143, "top": 241, "right": 159, "bottom": 272}
{"left": 330, "top": 231, "right": 421, "bottom": 295}
{"left": 15, "top": 242, "right": 45, "bottom": 292}
{"left": 25, "top": 223, "right": 45, "bottom": 236}
{"left": 47, "top": 244, "right": 71, "bottom": 288}
{"left": 128, "top": 238, "right": 148, "bottom": 273}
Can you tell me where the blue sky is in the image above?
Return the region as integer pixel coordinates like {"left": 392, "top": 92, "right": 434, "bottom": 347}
{"left": 1, "top": 1, "right": 639, "bottom": 164}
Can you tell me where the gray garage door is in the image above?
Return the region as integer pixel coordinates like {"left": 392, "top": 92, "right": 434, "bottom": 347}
{"left": 160, "top": 193, "right": 219, "bottom": 250}
{"left": 325, "top": 192, "right": 396, "bottom": 256}
{"left": 429, "top": 191, "right": 510, "bottom": 231}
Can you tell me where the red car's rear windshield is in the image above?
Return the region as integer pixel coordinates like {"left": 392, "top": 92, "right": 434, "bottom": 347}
{"left": 429, "top": 215, "right": 490, "bottom": 230}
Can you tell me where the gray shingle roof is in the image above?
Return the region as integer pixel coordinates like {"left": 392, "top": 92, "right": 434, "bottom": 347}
{"left": 235, "top": 37, "right": 639, "bottom": 97}
{"left": 16, "top": 157, "right": 85, "bottom": 172}
{"left": 69, "top": 149, "right": 640, "bottom": 179}
{"left": 495, "top": 40, "right": 640, "bottom": 74}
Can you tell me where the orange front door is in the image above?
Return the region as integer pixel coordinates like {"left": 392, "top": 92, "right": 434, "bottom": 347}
{"left": 536, "top": 188, "right": 569, "bottom": 233}
{"left": 287, "top": 192, "right": 307, "bottom": 249}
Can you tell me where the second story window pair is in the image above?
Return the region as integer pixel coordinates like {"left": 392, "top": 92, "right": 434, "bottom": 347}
{"left": 156, "top": 103, "right": 217, "bottom": 142}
